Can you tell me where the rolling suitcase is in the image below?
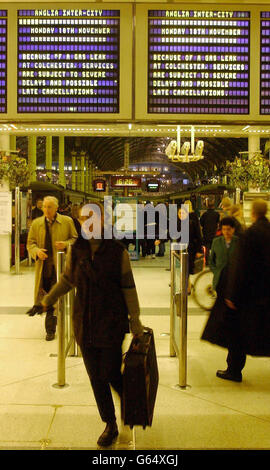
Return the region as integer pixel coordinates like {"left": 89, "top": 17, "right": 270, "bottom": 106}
{"left": 122, "top": 327, "right": 159, "bottom": 429}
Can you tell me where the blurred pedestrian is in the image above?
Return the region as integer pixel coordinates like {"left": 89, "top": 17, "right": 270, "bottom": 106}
{"left": 218, "top": 199, "right": 270, "bottom": 382}
{"left": 201, "top": 217, "right": 239, "bottom": 378}
{"left": 71, "top": 203, "right": 81, "bottom": 236}
{"left": 220, "top": 197, "right": 232, "bottom": 218}
{"left": 229, "top": 204, "right": 246, "bottom": 237}
{"left": 176, "top": 203, "right": 203, "bottom": 294}
{"left": 32, "top": 198, "right": 43, "bottom": 220}
{"left": 39, "top": 202, "right": 144, "bottom": 446}
{"left": 200, "top": 200, "right": 220, "bottom": 265}
{"left": 201, "top": 217, "right": 239, "bottom": 360}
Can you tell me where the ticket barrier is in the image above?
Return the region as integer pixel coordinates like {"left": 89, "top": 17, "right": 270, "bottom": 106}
{"left": 52, "top": 251, "right": 81, "bottom": 389}
{"left": 170, "top": 244, "right": 189, "bottom": 389}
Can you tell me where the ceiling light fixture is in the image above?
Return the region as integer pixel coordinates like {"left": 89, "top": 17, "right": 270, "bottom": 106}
{"left": 165, "top": 125, "right": 204, "bottom": 163}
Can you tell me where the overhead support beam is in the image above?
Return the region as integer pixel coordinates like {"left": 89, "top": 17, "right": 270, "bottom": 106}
{"left": 58, "top": 136, "right": 66, "bottom": 188}
{"left": 46, "top": 135, "right": 52, "bottom": 182}
{"left": 28, "top": 136, "right": 37, "bottom": 182}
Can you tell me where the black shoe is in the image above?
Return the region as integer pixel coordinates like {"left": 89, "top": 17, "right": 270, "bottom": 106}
{"left": 97, "top": 421, "right": 118, "bottom": 447}
{"left": 216, "top": 369, "right": 242, "bottom": 382}
{"left": 46, "top": 332, "right": 55, "bottom": 341}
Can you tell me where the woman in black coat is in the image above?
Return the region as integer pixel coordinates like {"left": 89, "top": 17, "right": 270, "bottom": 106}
{"left": 201, "top": 218, "right": 240, "bottom": 353}
{"left": 227, "top": 208, "right": 270, "bottom": 357}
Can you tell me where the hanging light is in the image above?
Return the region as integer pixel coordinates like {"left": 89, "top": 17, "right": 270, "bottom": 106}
{"left": 165, "top": 125, "right": 204, "bottom": 162}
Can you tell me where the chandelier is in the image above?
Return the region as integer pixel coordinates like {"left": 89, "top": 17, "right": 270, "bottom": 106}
{"left": 165, "top": 126, "right": 204, "bottom": 163}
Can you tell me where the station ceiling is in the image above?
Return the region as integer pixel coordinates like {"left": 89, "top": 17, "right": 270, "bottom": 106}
{"left": 10, "top": 122, "right": 270, "bottom": 178}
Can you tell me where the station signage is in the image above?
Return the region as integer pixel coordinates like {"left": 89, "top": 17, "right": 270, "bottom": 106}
{"left": 146, "top": 180, "right": 160, "bottom": 192}
{"left": 110, "top": 176, "right": 141, "bottom": 188}
{"left": 0, "top": 11, "right": 7, "bottom": 113}
{"left": 93, "top": 179, "right": 106, "bottom": 191}
{"left": 148, "top": 10, "right": 250, "bottom": 114}
{"left": 17, "top": 9, "right": 120, "bottom": 113}
{"left": 260, "top": 12, "right": 270, "bottom": 114}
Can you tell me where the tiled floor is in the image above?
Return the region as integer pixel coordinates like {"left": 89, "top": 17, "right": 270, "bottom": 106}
{"left": 1, "top": 252, "right": 270, "bottom": 450}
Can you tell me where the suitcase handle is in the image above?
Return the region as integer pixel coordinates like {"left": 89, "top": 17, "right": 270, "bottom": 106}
{"left": 131, "top": 327, "right": 153, "bottom": 354}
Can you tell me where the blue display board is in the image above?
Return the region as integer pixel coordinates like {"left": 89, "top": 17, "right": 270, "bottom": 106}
{"left": 148, "top": 10, "right": 250, "bottom": 114}
{"left": 0, "top": 10, "right": 7, "bottom": 113}
{"left": 17, "top": 9, "right": 120, "bottom": 113}
{"left": 261, "top": 12, "right": 270, "bottom": 114}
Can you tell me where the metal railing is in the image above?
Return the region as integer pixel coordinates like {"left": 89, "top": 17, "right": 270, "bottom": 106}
{"left": 170, "top": 244, "right": 189, "bottom": 389}
{"left": 52, "top": 251, "right": 81, "bottom": 389}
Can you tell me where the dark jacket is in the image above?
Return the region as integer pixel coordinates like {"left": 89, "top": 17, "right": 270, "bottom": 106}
{"left": 32, "top": 207, "right": 43, "bottom": 220}
{"left": 177, "top": 212, "right": 202, "bottom": 274}
{"left": 200, "top": 209, "right": 220, "bottom": 244}
{"left": 201, "top": 235, "right": 239, "bottom": 349}
{"left": 43, "top": 238, "right": 130, "bottom": 348}
{"left": 227, "top": 216, "right": 270, "bottom": 356}
{"left": 71, "top": 238, "right": 130, "bottom": 348}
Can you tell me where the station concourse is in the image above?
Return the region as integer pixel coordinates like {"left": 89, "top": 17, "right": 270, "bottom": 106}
{"left": 1, "top": 0, "right": 270, "bottom": 454}
{"left": 1, "top": 249, "right": 270, "bottom": 450}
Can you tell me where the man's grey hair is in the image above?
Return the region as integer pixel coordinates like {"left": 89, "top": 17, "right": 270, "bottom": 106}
{"left": 43, "top": 196, "right": 59, "bottom": 208}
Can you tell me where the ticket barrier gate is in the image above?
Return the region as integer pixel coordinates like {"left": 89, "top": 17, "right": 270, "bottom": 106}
{"left": 170, "top": 245, "right": 189, "bottom": 389}
{"left": 52, "top": 251, "right": 81, "bottom": 389}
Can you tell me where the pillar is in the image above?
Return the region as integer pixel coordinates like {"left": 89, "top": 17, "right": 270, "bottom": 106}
{"left": 248, "top": 135, "right": 260, "bottom": 159}
{"left": 71, "top": 151, "right": 76, "bottom": 190}
{"left": 0, "top": 135, "right": 12, "bottom": 272}
{"left": 77, "top": 156, "right": 81, "bottom": 191}
{"left": 28, "top": 136, "right": 37, "bottom": 182}
{"left": 89, "top": 162, "right": 94, "bottom": 193}
{"left": 248, "top": 135, "right": 261, "bottom": 191}
{"left": 10, "top": 135, "right": 16, "bottom": 152}
{"left": 46, "top": 135, "right": 52, "bottom": 182}
{"left": 80, "top": 152, "right": 85, "bottom": 193}
{"left": 85, "top": 158, "right": 89, "bottom": 193}
{"left": 58, "top": 136, "right": 66, "bottom": 188}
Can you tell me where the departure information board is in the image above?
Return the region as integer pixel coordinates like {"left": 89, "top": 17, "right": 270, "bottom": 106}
{"left": 261, "top": 12, "right": 270, "bottom": 115}
{"left": 0, "top": 11, "right": 7, "bottom": 113}
{"left": 17, "top": 9, "right": 120, "bottom": 113}
{"left": 148, "top": 10, "right": 250, "bottom": 114}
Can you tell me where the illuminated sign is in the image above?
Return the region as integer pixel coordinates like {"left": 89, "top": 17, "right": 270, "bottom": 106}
{"left": 0, "top": 11, "right": 7, "bottom": 113}
{"left": 148, "top": 10, "right": 250, "bottom": 114}
{"left": 261, "top": 12, "right": 270, "bottom": 114}
{"left": 146, "top": 180, "right": 160, "bottom": 192}
{"left": 93, "top": 179, "right": 106, "bottom": 191}
{"left": 111, "top": 176, "right": 141, "bottom": 188}
{"left": 17, "top": 9, "right": 120, "bottom": 113}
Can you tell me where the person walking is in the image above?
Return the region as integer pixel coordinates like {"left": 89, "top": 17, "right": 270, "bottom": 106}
{"left": 218, "top": 199, "right": 270, "bottom": 382}
{"left": 229, "top": 204, "right": 246, "bottom": 237}
{"left": 176, "top": 202, "right": 203, "bottom": 294}
{"left": 220, "top": 197, "right": 232, "bottom": 218}
{"left": 201, "top": 217, "right": 239, "bottom": 366}
{"left": 70, "top": 203, "right": 82, "bottom": 236}
{"left": 200, "top": 200, "right": 220, "bottom": 265}
{"left": 32, "top": 198, "right": 43, "bottom": 219}
{"left": 38, "top": 202, "right": 144, "bottom": 447}
{"left": 27, "top": 196, "right": 78, "bottom": 340}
